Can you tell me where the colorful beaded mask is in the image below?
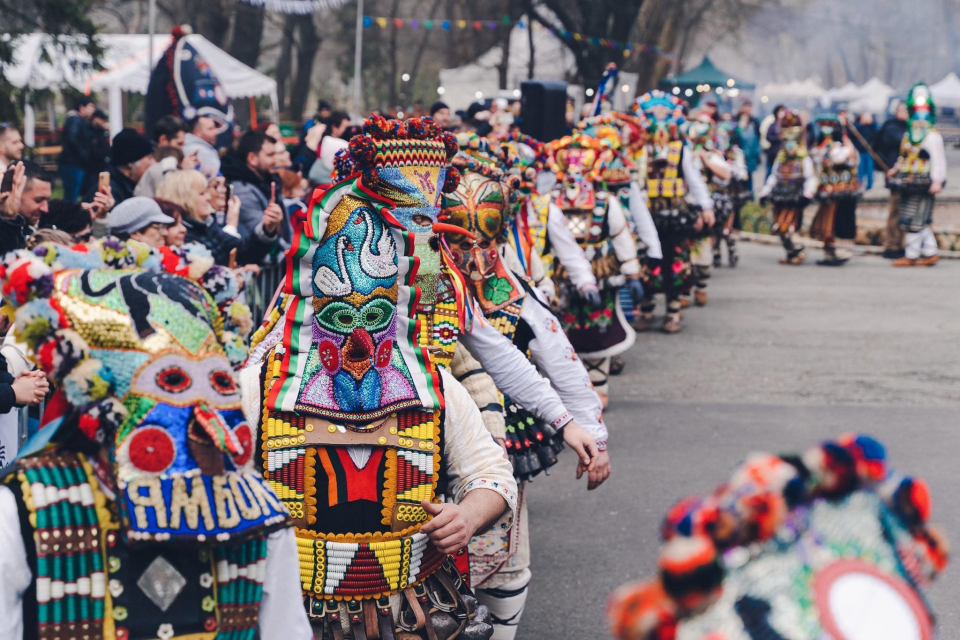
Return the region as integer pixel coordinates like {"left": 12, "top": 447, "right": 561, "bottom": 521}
{"left": 712, "top": 120, "right": 738, "bottom": 153}
{"left": 576, "top": 117, "right": 637, "bottom": 187}
{"left": 815, "top": 114, "right": 841, "bottom": 142}
{"left": 906, "top": 83, "right": 936, "bottom": 144}
{"left": 276, "top": 116, "right": 462, "bottom": 421}
{"left": 1, "top": 243, "right": 286, "bottom": 543}
{"left": 441, "top": 153, "right": 523, "bottom": 313}
{"left": 681, "top": 114, "right": 713, "bottom": 149}
{"left": 779, "top": 109, "right": 805, "bottom": 158}
{"left": 550, "top": 135, "right": 613, "bottom": 209}
{"left": 635, "top": 91, "right": 685, "bottom": 145}
{"left": 607, "top": 434, "right": 948, "bottom": 640}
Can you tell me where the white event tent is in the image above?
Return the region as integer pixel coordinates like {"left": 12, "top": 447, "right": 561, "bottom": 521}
{"left": 845, "top": 77, "right": 895, "bottom": 114}
{"left": 2, "top": 33, "right": 278, "bottom": 142}
{"left": 758, "top": 78, "right": 825, "bottom": 103}
{"left": 930, "top": 72, "right": 960, "bottom": 108}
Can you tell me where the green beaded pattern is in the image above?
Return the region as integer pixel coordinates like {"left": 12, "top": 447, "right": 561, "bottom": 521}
{"left": 18, "top": 451, "right": 106, "bottom": 640}
{"left": 215, "top": 537, "right": 269, "bottom": 640}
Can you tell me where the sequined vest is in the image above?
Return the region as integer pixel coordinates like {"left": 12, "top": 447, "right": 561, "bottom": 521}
{"left": 522, "top": 195, "right": 555, "bottom": 279}
{"left": 8, "top": 450, "right": 267, "bottom": 640}
{"left": 552, "top": 190, "right": 623, "bottom": 290}
{"left": 644, "top": 141, "right": 686, "bottom": 200}
{"left": 816, "top": 143, "right": 860, "bottom": 198}
{"left": 771, "top": 158, "right": 805, "bottom": 205}
{"left": 896, "top": 135, "right": 934, "bottom": 194}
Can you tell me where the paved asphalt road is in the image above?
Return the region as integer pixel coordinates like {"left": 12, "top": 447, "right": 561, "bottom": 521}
{"left": 516, "top": 241, "right": 960, "bottom": 639}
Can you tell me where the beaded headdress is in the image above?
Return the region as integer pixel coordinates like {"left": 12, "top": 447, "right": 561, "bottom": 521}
{"left": 607, "top": 434, "right": 948, "bottom": 640}
{"left": 2, "top": 239, "right": 285, "bottom": 543}
{"left": 906, "top": 83, "right": 936, "bottom": 144}
{"left": 272, "top": 115, "right": 464, "bottom": 421}
{"left": 635, "top": 91, "right": 686, "bottom": 139}
{"left": 548, "top": 134, "right": 620, "bottom": 209}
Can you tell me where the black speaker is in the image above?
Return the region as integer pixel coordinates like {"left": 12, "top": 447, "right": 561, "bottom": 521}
{"left": 520, "top": 81, "right": 568, "bottom": 142}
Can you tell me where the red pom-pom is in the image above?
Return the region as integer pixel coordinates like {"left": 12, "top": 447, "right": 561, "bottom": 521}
{"left": 79, "top": 413, "right": 100, "bottom": 440}
{"left": 442, "top": 166, "right": 461, "bottom": 193}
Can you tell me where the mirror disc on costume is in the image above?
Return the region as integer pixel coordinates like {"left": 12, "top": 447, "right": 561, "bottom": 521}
{"left": 815, "top": 559, "right": 932, "bottom": 640}
{"left": 127, "top": 427, "right": 177, "bottom": 474}
{"left": 232, "top": 423, "right": 254, "bottom": 466}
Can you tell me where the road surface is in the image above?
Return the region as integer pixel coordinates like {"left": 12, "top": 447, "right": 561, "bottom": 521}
{"left": 517, "top": 240, "right": 960, "bottom": 639}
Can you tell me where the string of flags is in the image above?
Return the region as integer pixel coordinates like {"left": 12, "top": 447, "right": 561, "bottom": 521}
{"left": 362, "top": 16, "right": 674, "bottom": 60}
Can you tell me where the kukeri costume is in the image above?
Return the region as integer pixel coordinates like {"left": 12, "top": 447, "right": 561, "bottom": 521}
{"left": 441, "top": 141, "right": 607, "bottom": 640}
{"left": 546, "top": 134, "right": 643, "bottom": 405}
{"left": 0, "top": 239, "right": 308, "bottom": 640}
{"left": 891, "top": 84, "right": 947, "bottom": 267}
{"left": 242, "top": 116, "right": 522, "bottom": 639}
{"left": 758, "top": 110, "right": 818, "bottom": 265}
{"left": 632, "top": 92, "right": 714, "bottom": 333}
{"left": 607, "top": 434, "right": 948, "bottom": 640}
{"left": 710, "top": 121, "right": 749, "bottom": 269}
{"left": 809, "top": 115, "right": 860, "bottom": 266}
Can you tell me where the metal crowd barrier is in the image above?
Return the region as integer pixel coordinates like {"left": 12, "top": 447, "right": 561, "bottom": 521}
{"left": 244, "top": 263, "right": 286, "bottom": 326}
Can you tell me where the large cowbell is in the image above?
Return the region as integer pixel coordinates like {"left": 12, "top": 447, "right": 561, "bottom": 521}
{"left": 145, "top": 33, "right": 234, "bottom": 147}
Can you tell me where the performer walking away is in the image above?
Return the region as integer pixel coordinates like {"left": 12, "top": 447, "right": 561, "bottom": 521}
{"left": 546, "top": 134, "right": 644, "bottom": 405}
{"left": 441, "top": 146, "right": 609, "bottom": 640}
{"left": 633, "top": 91, "right": 715, "bottom": 332}
{"left": 891, "top": 83, "right": 947, "bottom": 267}
{"left": 712, "top": 120, "right": 749, "bottom": 268}
{"left": 809, "top": 114, "right": 861, "bottom": 266}
{"left": 683, "top": 113, "right": 730, "bottom": 307}
{"left": 758, "top": 110, "right": 818, "bottom": 265}
{"left": 0, "top": 240, "right": 312, "bottom": 639}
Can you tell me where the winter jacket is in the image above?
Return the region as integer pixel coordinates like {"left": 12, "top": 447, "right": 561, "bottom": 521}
{"left": 852, "top": 121, "right": 878, "bottom": 153}
{"left": 182, "top": 214, "right": 278, "bottom": 267}
{"left": 84, "top": 164, "right": 138, "bottom": 206}
{"left": 0, "top": 352, "right": 17, "bottom": 415}
{"left": 58, "top": 112, "right": 92, "bottom": 166}
{"left": 0, "top": 215, "right": 29, "bottom": 259}
{"left": 134, "top": 156, "right": 180, "bottom": 198}
{"left": 875, "top": 118, "right": 908, "bottom": 171}
{"left": 221, "top": 154, "right": 290, "bottom": 264}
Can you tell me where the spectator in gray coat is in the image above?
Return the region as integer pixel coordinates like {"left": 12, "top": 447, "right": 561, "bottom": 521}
{"left": 221, "top": 130, "right": 289, "bottom": 265}
{"left": 183, "top": 115, "right": 222, "bottom": 178}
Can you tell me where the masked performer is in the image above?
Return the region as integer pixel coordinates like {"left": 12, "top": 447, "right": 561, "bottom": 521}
{"left": 0, "top": 240, "right": 311, "bottom": 640}
{"left": 546, "top": 134, "right": 644, "bottom": 407}
{"left": 242, "top": 116, "right": 609, "bottom": 639}
{"left": 441, "top": 144, "right": 609, "bottom": 639}
{"left": 891, "top": 84, "right": 947, "bottom": 267}
{"left": 808, "top": 114, "right": 861, "bottom": 266}
{"left": 608, "top": 434, "right": 948, "bottom": 640}
{"left": 711, "top": 120, "right": 749, "bottom": 268}
{"left": 682, "top": 114, "right": 730, "bottom": 307}
{"left": 632, "top": 92, "right": 715, "bottom": 332}
{"left": 758, "top": 110, "right": 818, "bottom": 265}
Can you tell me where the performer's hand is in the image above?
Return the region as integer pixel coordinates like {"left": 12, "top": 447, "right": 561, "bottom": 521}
{"left": 586, "top": 450, "right": 611, "bottom": 490}
{"left": 563, "top": 421, "right": 598, "bottom": 472}
{"left": 579, "top": 284, "right": 602, "bottom": 309}
{"left": 420, "top": 501, "right": 475, "bottom": 554}
{"left": 626, "top": 277, "right": 644, "bottom": 304}
{"left": 693, "top": 217, "right": 704, "bottom": 233}
{"left": 701, "top": 208, "right": 716, "bottom": 228}
{"left": 886, "top": 167, "right": 898, "bottom": 179}
{"left": 930, "top": 182, "right": 943, "bottom": 195}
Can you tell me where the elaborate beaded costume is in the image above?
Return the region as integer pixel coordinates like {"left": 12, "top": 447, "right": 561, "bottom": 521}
{"left": 632, "top": 91, "right": 713, "bottom": 333}
{"left": 809, "top": 114, "right": 860, "bottom": 266}
{"left": 0, "top": 240, "right": 291, "bottom": 640}
{"left": 891, "top": 84, "right": 947, "bottom": 266}
{"left": 607, "top": 435, "right": 948, "bottom": 640}
{"left": 250, "top": 116, "right": 499, "bottom": 639}
{"left": 758, "top": 109, "right": 818, "bottom": 265}
{"left": 709, "top": 121, "right": 749, "bottom": 269}
{"left": 546, "top": 133, "right": 641, "bottom": 401}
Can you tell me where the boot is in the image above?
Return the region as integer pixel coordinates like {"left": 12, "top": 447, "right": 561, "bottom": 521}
{"left": 680, "top": 296, "right": 692, "bottom": 308}
{"left": 780, "top": 250, "right": 806, "bottom": 265}
{"left": 918, "top": 254, "right": 940, "bottom": 266}
{"left": 609, "top": 355, "right": 625, "bottom": 376}
{"left": 893, "top": 257, "right": 919, "bottom": 267}
{"left": 713, "top": 251, "right": 722, "bottom": 268}
{"left": 728, "top": 248, "right": 739, "bottom": 267}
{"left": 694, "top": 288, "right": 708, "bottom": 307}
{"left": 817, "top": 245, "right": 849, "bottom": 266}
{"left": 662, "top": 314, "right": 682, "bottom": 334}
{"left": 634, "top": 312, "right": 655, "bottom": 331}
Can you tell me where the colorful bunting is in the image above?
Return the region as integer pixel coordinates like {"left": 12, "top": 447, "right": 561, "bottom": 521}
{"left": 361, "top": 16, "right": 673, "bottom": 59}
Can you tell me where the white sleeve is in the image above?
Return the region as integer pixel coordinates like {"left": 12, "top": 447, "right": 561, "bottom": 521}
{"left": 703, "top": 151, "right": 732, "bottom": 184}
{"left": 628, "top": 181, "right": 662, "bottom": 260}
{"left": 682, "top": 149, "right": 714, "bottom": 210}
{"left": 924, "top": 132, "right": 947, "bottom": 185}
{"left": 0, "top": 486, "right": 31, "bottom": 640}
{"left": 460, "top": 309, "right": 572, "bottom": 430}
{"left": 259, "top": 528, "right": 314, "bottom": 639}
{"left": 440, "top": 369, "right": 518, "bottom": 530}
{"left": 757, "top": 163, "right": 779, "bottom": 198}
{"left": 802, "top": 156, "right": 819, "bottom": 199}
{"left": 545, "top": 203, "right": 598, "bottom": 291}
{"left": 606, "top": 198, "right": 640, "bottom": 276}
{"left": 731, "top": 149, "right": 749, "bottom": 182}
{"left": 828, "top": 141, "right": 854, "bottom": 166}
{"left": 521, "top": 299, "right": 608, "bottom": 449}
